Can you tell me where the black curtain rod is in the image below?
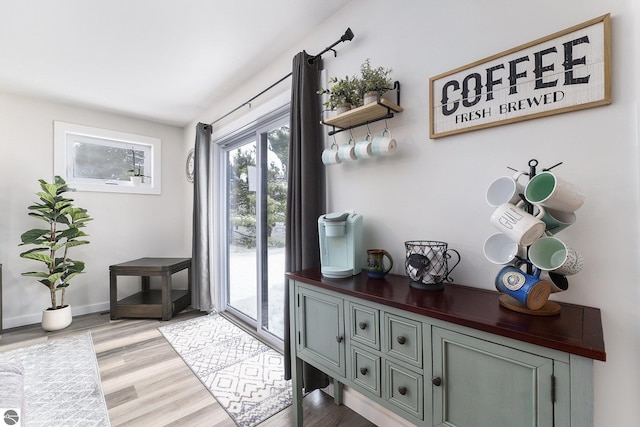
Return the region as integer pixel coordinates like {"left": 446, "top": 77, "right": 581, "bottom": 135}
{"left": 209, "top": 28, "right": 354, "bottom": 126}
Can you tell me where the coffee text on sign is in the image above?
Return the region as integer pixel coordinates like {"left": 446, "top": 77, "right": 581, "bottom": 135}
{"left": 441, "top": 37, "right": 589, "bottom": 117}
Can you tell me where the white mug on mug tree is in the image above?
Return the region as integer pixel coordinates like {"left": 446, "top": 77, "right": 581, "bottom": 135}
{"left": 485, "top": 171, "right": 526, "bottom": 207}
{"left": 489, "top": 201, "right": 546, "bottom": 247}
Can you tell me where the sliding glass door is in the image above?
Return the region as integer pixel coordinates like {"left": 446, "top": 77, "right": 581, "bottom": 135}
{"left": 223, "top": 114, "right": 289, "bottom": 347}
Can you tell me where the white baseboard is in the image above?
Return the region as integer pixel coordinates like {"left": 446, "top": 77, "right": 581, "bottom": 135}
{"left": 322, "top": 382, "right": 415, "bottom": 427}
{"left": 2, "top": 302, "right": 110, "bottom": 330}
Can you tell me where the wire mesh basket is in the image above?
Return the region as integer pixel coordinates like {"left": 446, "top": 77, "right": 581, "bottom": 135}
{"left": 404, "top": 240, "right": 461, "bottom": 290}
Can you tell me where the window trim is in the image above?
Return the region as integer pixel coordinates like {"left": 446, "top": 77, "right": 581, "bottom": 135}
{"left": 53, "top": 121, "right": 162, "bottom": 194}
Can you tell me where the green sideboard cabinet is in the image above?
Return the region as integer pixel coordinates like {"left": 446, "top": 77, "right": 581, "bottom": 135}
{"left": 287, "top": 269, "right": 606, "bottom": 427}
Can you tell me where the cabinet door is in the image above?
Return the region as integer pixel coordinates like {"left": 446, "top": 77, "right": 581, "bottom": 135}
{"left": 296, "top": 287, "right": 345, "bottom": 377}
{"left": 432, "top": 327, "right": 553, "bottom": 427}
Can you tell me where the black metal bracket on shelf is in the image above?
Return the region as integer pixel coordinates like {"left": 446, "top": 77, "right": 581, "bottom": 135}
{"left": 389, "top": 80, "right": 401, "bottom": 106}
{"left": 322, "top": 81, "right": 402, "bottom": 136}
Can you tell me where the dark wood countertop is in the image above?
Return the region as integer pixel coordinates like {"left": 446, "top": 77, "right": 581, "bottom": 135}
{"left": 286, "top": 269, "right": 606, "bottom": 362}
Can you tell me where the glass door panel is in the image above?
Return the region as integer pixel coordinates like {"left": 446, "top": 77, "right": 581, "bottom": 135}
{"left": 260, "top": 126, "right": 288, "bottom": 340}
{"left": 227, "top": 140, "right": 257, "bottom": 321}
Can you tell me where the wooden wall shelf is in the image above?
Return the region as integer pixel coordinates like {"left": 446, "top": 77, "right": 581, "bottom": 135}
{"left": 322, "top": 99, "right": 403, "bottom": 130}
{"left": 321, "top": 81, "right": 403, "bottom": 136}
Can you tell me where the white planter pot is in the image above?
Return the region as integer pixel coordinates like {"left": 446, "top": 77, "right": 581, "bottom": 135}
{"left": 41, "top": 305, "right": 72, "bottom": 331}
{"left": 364, "top": 91, "right": 379, "bottom": 104}
{"left": 130, "top": 176, "right": 143, "bottom": 186}
{"left": 335, "top": 103, "right": 352, "bottom": 114}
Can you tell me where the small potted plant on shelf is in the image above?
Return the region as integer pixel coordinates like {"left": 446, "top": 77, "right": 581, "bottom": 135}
{"left": 19, "top": 176, "right": 93, "bottom": 331}
{"left": 317, "top": 75, "right": 362, "bottom": 113}
{"left": 359, "top": 58, "right": 393, "bottom": 104}
{"left": 128, "top": 147, "right": 145, "bottom": 185}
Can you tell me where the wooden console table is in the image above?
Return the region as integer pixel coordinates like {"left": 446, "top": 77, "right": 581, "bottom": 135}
{"left": 287, "top": 269, "right": 605, "bottom": 427}
{"left": 110, "top": 257, "right": 192, "bottom": 321}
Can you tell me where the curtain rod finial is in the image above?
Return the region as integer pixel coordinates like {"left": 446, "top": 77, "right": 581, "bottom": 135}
{"left": 342, "top": 28, "right": 354, "bottom": 42}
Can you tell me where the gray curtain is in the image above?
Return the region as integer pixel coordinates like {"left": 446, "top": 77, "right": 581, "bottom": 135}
{"left": 284, "top": 51, "right": 328, "bottom": 391}
{"left": 191, "top": 122, "right": 214, "bottom": 311}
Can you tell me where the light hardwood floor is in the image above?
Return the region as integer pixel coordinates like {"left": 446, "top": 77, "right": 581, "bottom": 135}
{"left": 0, "top": 310, "right": 375, "bottom": 427}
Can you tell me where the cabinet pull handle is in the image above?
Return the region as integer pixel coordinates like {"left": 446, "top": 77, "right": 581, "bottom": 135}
{"left": 360, "top": 367, "right": 368, "bottom": 375}
{"left": 398, "top": 386, "right": 407, "bottom": 395}
{"left": 432, "top": 376, "right": 442, "bottom": 387}
{"left": 358, "top": 321, "right": 367, "bottom": 330}
{"left": 336, "top": 336, "right": 344, "bottom": 343}
{"left": 397, "top": 336, "right": 406, "bottom": 345}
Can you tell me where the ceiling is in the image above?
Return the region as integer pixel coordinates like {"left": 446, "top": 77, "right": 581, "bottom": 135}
{"left": 0, "top": 0, "right": 351, "bottom": 127}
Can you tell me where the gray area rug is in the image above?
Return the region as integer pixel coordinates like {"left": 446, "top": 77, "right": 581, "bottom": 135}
{"left": 0, "top": 331, "right": 110, "bottom": 426}
{"left": 159, "top": 314, "right": 292, "bottom": 427}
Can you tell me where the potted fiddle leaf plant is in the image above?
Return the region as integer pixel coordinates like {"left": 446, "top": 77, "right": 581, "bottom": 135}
{"left": 317, "top": 74, "right": 362, "bottom": 113}
{"left": 359, "top": 58, "right": 393, "bottom": 104}
{"left": 19, "top": 176, "right": 93, "bottom": 331}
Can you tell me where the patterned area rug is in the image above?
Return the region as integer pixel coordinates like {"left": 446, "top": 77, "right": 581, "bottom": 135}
{"left": 159, "top": 314, "right": 292, "bottom": 427}
{"left": 0, "top": 331, "right": 110, "bottom": 426}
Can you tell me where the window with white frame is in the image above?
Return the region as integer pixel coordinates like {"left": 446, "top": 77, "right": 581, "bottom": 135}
{"left": 54, "top": 121, "right": 161, "bottom": 194}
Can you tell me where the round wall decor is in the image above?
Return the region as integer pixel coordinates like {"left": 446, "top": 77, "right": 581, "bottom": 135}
{"left": 186, "top": 148, "right": 195, "bottom": 183}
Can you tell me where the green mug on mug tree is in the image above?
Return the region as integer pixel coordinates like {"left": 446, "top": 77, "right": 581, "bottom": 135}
{"left": 525, "top": 172, "right": 585, "bottom": 213}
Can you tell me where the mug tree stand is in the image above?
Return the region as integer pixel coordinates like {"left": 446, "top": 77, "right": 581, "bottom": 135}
{"left": 497, "top": 159, "right": 564, "bottom": 317}
{"left": 498, "top": 294, "right": 561, "bottom": 316}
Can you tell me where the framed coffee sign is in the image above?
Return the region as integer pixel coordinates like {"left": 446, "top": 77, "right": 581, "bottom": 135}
{"left": 429, "top": 14, "right": 611, "bottom": 139}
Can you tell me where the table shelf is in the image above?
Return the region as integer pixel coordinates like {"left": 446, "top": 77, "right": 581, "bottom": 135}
{"left": 115, "top": 290, "right": 191, "bottom": 319}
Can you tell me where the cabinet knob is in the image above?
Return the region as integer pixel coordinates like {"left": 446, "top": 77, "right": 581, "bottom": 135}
{"left": 398, "top": 386, "right": 407, "bottom": 396}
{"left": 397, "top": 336, "right": 406, "bottom": 345}
{"left": 358, "top": 321, "right": 367, "bottom": 330}
{"left": 432, "top": 376, "right": 442, "bottom": 387}
{"left": 360, "top": 367, "right": 368, "bottom": 375}
{"left": 336, "top": 336, "right": 344, "bottom": 343}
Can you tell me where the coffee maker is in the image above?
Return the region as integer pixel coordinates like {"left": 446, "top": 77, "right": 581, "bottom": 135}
{"left": 318, "top": 212, "right": 363, "bottom": 278}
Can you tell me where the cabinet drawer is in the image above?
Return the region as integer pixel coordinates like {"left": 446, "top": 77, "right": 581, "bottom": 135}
{"left": 385, "top": 360, "right": 424, "bottom": 420}
{"left": 349, "top": 302, "right": 380, "bottom": 350}
{"left": 350, "top": 346, "right": 381, "bottom": 396}
{"left": 384, "top": 312, "right": 422, "bottom": 367}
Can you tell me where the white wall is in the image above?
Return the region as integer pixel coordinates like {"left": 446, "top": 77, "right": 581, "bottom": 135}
{"left": 0, "top": 92, "right": 190, "bottom": 328}
{"left": 188, "top": 1, "right": 638, "bottom": 425}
